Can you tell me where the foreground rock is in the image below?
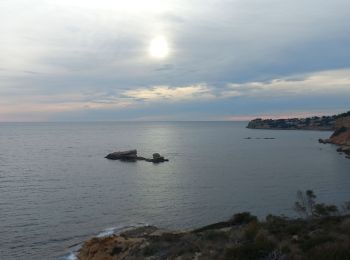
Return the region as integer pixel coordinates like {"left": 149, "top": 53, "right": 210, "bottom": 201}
{"left": 77, "top": 212, "right": 350, "bottom": 260}
{"left": 105, "top": 150, "right": 169, "bottom": 163}
{"left": 319, "top": 116, "right": 350, "bottom": 159}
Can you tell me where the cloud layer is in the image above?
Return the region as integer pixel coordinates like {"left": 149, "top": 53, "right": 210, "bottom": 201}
{"left": 123, "top": 84, "right": 214, "bottom": 102}
{"left": 223, "top": 69, "right": 350, "bottom": 98}
{"left": 0, "top": 0, "right": 350, "bottom": 121}
{"left": 1, "top": 69, "right": 349, "bottom": 121}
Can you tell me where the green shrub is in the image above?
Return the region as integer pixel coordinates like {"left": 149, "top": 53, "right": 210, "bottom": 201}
{"left": 230, "top": 212, "right": 257, "bottom": 225}
{"left": 340, "top": 218, "right": 350, "bottom": 235}
{"left": 314, "top": 203, "right": 339, "bottom": 217}
{"left": 294, "top": 190, "right": 316, "bottom": 218}
{"left": 294, "top": 190, "right": 340, "bottom": 219}
{"left": 142, "top": 244, "right": 158, "bottom": 256}
{"left": 203, "top": 230, "right": 229, "bottom": 241}
{"left": 299, "top": 234, "right": 334, "bottom": 252}
{"left": 341, "top": 201, "right": 350, "bottom": 214}
{"left": 285, "top": 221, "right": 306, "bottom": 235}
{"left": 243, "top": 221, "right": 260, "bottom": 241}
{"left": 160, "top": 232, "right": 181, "bottom": 242}
{"left": 307, "top": 243, "right": 350, "bottom": 260}
{"left": 281, "top": 244, "right": 291, "bottom": 254}
{"left": 265, "top": 215, "right": 305, "bottom": 237}
{"left": 224, "top": 237, "right": 275, "bottom": 260}
{"left": 265, "top": 215, "right": 288, "bottom": 235}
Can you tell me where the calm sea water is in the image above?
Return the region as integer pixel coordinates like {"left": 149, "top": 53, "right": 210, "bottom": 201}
{"left": 0, "top": 121, "right": 349, "bottom": 259}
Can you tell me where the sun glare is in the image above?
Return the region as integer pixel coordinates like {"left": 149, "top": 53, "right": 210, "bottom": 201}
{"left": 149, "top": 36, "right": 169, "bottom": 59}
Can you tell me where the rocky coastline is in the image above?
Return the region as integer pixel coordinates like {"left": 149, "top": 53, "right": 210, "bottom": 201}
{"left": 247, "top": 111, "right": 350, "bottom": 130}
{"left": 77, "top": 210, "right": 350, "bottom": 260}
{"left": 76, "top": 114, "right": 350, "bottom": 259}
{"left": 247, "top": 111, "right": 350, "bottom": 159}
{"left": 318, "top": 116, "right": 350, "bottom": 159}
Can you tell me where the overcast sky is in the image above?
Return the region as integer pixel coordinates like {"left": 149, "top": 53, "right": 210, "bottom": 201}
{"left": 1, "top": 0, "right": 350, "bottom": 121}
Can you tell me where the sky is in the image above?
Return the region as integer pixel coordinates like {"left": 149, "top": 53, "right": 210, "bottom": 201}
{"left": 0, "top": 0, "right": 350, "bottom": 121}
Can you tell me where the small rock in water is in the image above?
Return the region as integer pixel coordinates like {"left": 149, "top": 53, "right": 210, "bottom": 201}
{"left": 151, "top": 153, "right": 168, "bottom": 163}
{"left": 318, "top": 138, "right": 329, "bottom": 144}
{"left": 105, "top": 150, "right": 169, "bottom": 163}
{"left": 105, "top": 149, "right": 138, "bottom": 161}
{"left": 153, "top": 153, "right": 161, "bottom": 159}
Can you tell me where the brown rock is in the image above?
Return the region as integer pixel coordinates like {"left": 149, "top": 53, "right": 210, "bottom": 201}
{"left": 77, "top": 235, "right": 144, "bottom": 260}
{"left": 327, "top": 117, "right": 350, "bottom": 146}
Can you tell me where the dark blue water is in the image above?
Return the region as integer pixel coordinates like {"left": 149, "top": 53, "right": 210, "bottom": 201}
{"left": 0, "top": 122, "right": 349, "bottom": 259}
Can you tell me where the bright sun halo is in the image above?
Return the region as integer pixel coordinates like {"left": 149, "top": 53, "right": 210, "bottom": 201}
{"left": 149, "top": 36, "right": 169, "bottom": 59}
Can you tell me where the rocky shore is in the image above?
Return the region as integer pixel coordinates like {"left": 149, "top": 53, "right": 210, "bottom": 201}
{"left": 247, "top": 111, "right": 350, "bottom": 159}
{"left": 77, "top": 211, "right": 350, "bottom": 260}
{"left": 319, "top": 116, "right": 350, "bottom": 159}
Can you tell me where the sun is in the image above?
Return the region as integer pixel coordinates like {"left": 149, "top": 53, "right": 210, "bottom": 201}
{"left": 149, "top": 36, "right": 169, "bottom": 59}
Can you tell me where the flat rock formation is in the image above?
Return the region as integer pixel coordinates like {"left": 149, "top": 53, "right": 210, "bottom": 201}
{"left": 319, "top": 116, "right": 350, "bottom": 159}
{"left": 105, "top": 150, "right": 169, "bottom": 163}
{"left": 77, "top": 212, "right": 350, "bottom": 260}
{"left": 105, "top": 150, "right": 139, "bottom": 161}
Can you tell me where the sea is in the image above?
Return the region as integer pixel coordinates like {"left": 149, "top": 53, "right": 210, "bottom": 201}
{"left": 0, "top": 121, "right": 349, "bottom": 259}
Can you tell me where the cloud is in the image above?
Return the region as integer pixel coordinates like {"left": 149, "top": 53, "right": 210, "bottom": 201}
{"left": 1, "top": 68, "right": 349, "bottom": 121}
{"left": 0, "top": 84, "right": 214, "bottom": 121}
{"left": 222, "top": 69, "right": 350, "bottom": 98}
{"left": 0, "top": 92, "right": 133, "bottom": 121}
{"left": 1, "top": 0, "right": 350, "bottom": 120}
{"left": 122, "top": 84, "right": 215, "bottom": 102}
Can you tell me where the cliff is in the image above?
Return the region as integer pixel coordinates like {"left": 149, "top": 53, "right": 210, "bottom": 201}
{"left": 319, "top": 116, "right": 350, "bottom": 158}
{"left": 329, "top": 117, "right": 350, "bottom": 146}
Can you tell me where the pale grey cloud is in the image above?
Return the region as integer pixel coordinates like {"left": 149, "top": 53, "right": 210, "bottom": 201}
{"left": 223, "top": 69, "right": 350, "bottom": 98}
{"left": 1, "top": 68, "right": 349, "bottom": 121}
{"left": 0, "top": 0, "right": 350, "bottom": 120}
{"left": 122, "top": 84, "right": 214, "bottom": 102}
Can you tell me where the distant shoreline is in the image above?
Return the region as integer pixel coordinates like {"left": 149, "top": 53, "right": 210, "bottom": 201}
{"left": 246, "top": 127, "right": 333, "bottom": 131}
{"left": 246, "top": 117, "right": 335, "bottom": 131}
{"left": 246, "top": 111, "right": 350, "bottom": 159}
{"left": 247, "top": 111, "right": 350, "bottom": 131}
